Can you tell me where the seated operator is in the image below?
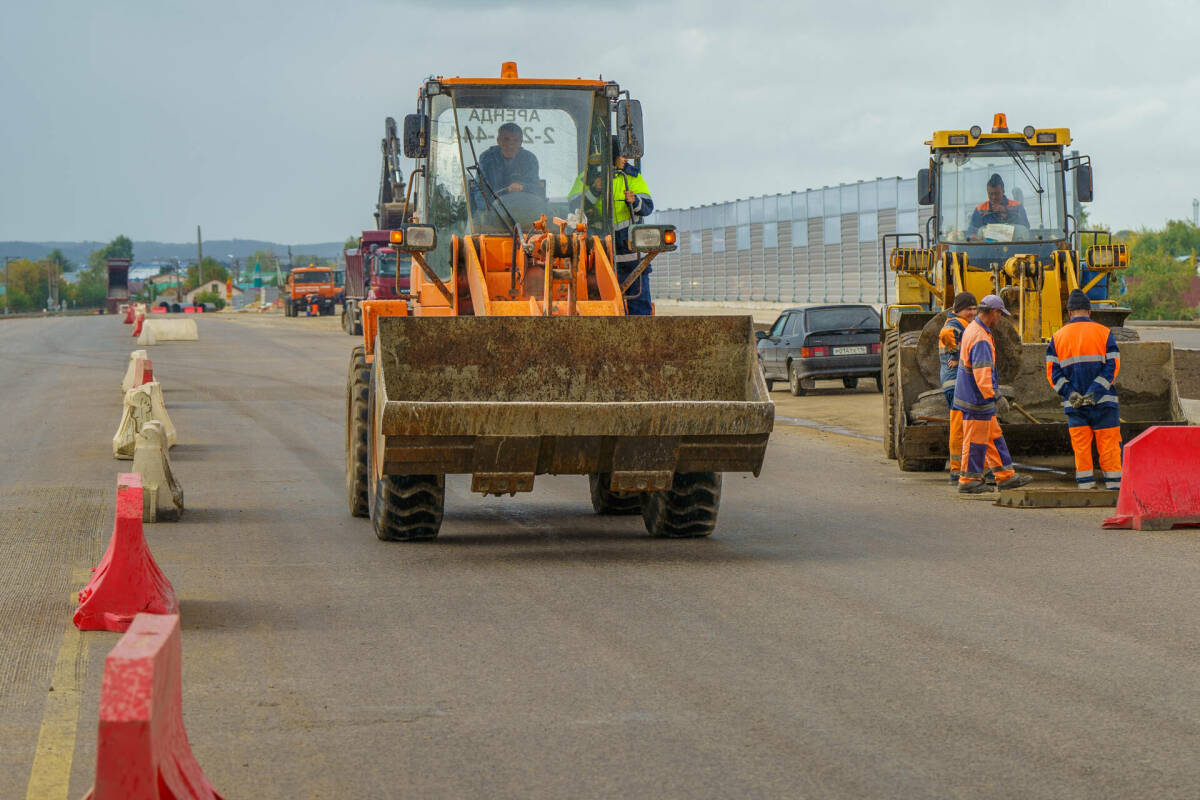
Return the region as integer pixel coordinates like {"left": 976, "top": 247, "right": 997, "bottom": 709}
{"left": 967, "top": 173, "right": 1029, "bottom": 240}
{"left": 475, "top": 122, "right": 543, "bottom": 206}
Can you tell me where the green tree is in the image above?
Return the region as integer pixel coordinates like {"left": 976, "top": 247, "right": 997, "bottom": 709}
{"left": 1121, "top": 246, "right": 1197, "bottom": 321}
{"left": 3, "top": 259, "right": 68, "bottom": 311}
{"left": 344, "top": 235, "right": 360, "bottom": 252}
{"left": 193, "top": 289, "right": 226, "bottom": 310}
{"left": 184, "top": 257, "right": 229, "bottom": 291}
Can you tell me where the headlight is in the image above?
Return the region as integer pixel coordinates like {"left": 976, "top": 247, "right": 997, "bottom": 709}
{"left": 1086, "top": 244, "right": 1127, "bottom": 269}
{"left": 395, "top": 225, "right": 437, "bottom": 252}
{"left": 629, "top": 225, "right": 677, "bottom": 252}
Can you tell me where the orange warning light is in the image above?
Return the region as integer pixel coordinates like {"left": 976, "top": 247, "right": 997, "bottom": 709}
{"left": 992, "top": 113, "right": 1008, "bottom": 133}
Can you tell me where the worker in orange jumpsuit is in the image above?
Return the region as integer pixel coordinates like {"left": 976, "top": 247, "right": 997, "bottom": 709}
{"left": 954, "top": 294, "right": 1033, "bottom": 493}
{"left": 1046, "top": 289, "right": 1122, "bottom": 489}
{"left": 939, "top": 292, "right": 977, "bottom": 482}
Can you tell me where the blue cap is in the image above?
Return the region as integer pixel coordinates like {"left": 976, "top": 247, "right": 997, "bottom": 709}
{"left": 979, "top": 294, "right": 1012, "bottom": 316}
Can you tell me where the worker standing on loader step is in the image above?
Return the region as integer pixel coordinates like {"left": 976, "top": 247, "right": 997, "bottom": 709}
{"left": 941, "top": 291, "right": 978, "bottom": 483}
{"left": 1046, "top": 289, "right": 1123, "bottom": 490}
{"left": 955, "top": 294, "right": 1033, "bottom": 493}
{"left": 610, "top": 137, "right": 655, "bottom": 315}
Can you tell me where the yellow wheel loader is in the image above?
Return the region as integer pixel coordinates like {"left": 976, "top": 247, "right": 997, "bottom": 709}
{"left": 882, "top": 114, "right": 1183, "bottom": 471}
{"left": 345, "top": 64, "right": 774, "bottom": 540}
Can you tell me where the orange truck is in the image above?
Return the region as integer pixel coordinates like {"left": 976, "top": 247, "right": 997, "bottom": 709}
{"left": 344, "top": 63, "right": 774, "bottom": 542}
{"left": 283, "top": 266, "right": 338, "bottom": 317}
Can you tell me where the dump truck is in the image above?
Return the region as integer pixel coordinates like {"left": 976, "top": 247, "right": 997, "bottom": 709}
{"left": 881, "top": 114, "right": 1183, "bottom": 471}
{"left": 106, "top": 257, "right": 131, "bottom": 315}
{"left": 345, "top": 62, "right": 774, "bottom": 541}
{"left": 282, "top": 266, "right": 338, "bottom": 317}
{"left": 341, "top": 231, "right": 411, "bottom": 335}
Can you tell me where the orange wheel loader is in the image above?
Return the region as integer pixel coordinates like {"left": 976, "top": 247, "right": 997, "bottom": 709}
{"left": 346, "top": 63, "right": 774, "bottom": 541}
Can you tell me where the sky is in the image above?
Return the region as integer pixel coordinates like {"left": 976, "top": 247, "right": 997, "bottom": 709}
{"left": 1, "top": 0, "right": 1196, "bottom": 244}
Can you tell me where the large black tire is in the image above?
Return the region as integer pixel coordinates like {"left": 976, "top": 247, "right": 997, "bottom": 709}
{"left": 345, "top": 346, "right": 370, "bottom": 517}
{"left": 588, "top": 473, "right": 642, "bottom": 515}
{"left": 366, "top": 362, "right": 445, "bottom": 540}
{"left": 641, "top": 472, "right": 721, "bottom": 538}
{"left": 284, "top": 298, "right": 294, "bottom": 317}
{"left": 882, "top": 330, "right": 899, "bottom": 459}
{"left": 893, "top": 330, "right": 945, "bottom": 472}
{"left": 370, "top": 474, "right": 445, "bottom": 541}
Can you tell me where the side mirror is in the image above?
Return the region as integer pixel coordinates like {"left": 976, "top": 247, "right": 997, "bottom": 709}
{"left": 615, "top": 99, "right": 644, "bottom": 159}
{"left": 403, "top": 114, "right": 428, "bottom": 159}
{"left": 917, "top": 167, "right": 935, "bottom": 206}
{"left": 1075, "top": 164, "right": 1094, "bottom": 203}
{"left": 755, "top": 330, "right": 768, "bottom": 341}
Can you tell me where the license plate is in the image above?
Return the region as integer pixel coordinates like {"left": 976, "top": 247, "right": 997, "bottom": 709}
{"left": 832, "top": 345, "right": 868, "bottom": 356}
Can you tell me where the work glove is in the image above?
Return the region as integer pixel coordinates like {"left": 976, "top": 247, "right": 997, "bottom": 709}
{"left": 1067, "top": 391, "right": 1085, "bottom": 408}
{"left": 995, "top": 396, "right": 1011, "bottom": 415}
{"left": 1081, "top": 393, "right": 1097, "bottom": 406}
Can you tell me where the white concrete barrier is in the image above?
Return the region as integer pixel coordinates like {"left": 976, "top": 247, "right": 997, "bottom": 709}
{"left": 120, "top": 350, "right": 149, "bottom": 395}
{"left": 137, "top": 318, "right": 199, "bottom": 345}
{"left": 133, "top": 420, "right": 183, "bottom": 521}
{"left": 112, "top": 381, "right": 176, "bottom": 459}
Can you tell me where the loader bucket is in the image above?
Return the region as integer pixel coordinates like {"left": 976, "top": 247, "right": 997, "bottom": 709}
{"left": 372, "top": 315, "right": 774, "bottom": 494}
{"left": 897, "top": 338, "right": 1184, "bottom": 462}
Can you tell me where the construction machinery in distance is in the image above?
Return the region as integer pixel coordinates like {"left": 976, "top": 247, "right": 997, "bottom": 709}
{"left": 345, "top": 63, "right": 773, "bottom": 541}
{"left": 341, "top": 230, "right": 410, "bottom": 336}
{"left": 882, "top": 113, "right": 1184, "bottom": 471}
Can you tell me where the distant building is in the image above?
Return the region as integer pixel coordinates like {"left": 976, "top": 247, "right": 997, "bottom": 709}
{"left": 184, "top": 279, "right": 243, "bottom": 305}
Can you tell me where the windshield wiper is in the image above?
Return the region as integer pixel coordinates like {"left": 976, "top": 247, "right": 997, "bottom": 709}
{"left": 1000, "top": 141, "right": 1043, "bottom": 196}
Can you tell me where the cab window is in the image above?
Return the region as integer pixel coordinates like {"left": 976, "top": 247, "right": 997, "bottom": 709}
{"left": 768, "top": 313, "right": 790, "bottom": 338}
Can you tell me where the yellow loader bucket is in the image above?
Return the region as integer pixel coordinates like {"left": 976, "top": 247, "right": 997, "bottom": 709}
{"left": 372, "top": 315, "right": 774, "bottom": 494}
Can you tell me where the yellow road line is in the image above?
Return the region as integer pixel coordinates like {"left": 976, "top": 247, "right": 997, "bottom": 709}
{"left": 26, "top": 568, "right": 92, "bottom": 800}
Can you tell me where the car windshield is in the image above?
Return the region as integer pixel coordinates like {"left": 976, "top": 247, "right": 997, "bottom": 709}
{"left": 333, "top": 271, "right": 344, "bottom": 287}
{"left": 295, "top": 270, "right": 331, "bottom": 284}
{"left": 421, "top": 86, "right": 611, "bottom": 273}
{"left": 806, "top": 306, "right": 880, "bottom": 332}
{"left": 937, "top": 145, "right": 1066, "bottom": 243}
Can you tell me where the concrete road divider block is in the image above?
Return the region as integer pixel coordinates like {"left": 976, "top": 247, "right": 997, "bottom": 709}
{"left": 121, "top": 304, "right": 134, "bottom": 324}
{"left": 120, "top": 350, "right": 149, "bottom": 395}
{"left": 74, "top": 474, "right": 178, "bottom": 633}
{"left": 79, "top": 613, "right": 225, "bottom": 800}
{"left": 113, "top": 386, "right": 154, "bottom": 460}
{"left": 1103, "top": 426, "right": 1200, "bottom": 531}
{"left": 137, "top": 318, "right": 198, "bottom": 345}
{"left": 131, "top": 311, "right": 145, "bottom": 338}
{"left": 133, "top": 420, "right": 183, "bottom": 521}
{"left": 113, "top": 382, "right": 176, "bottom": 459}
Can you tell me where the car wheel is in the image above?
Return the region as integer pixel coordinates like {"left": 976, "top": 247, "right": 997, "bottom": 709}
{"left": 788, "top": 361, "right": 806, "bottom": 396}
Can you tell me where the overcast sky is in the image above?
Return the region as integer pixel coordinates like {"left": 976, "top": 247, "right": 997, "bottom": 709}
{"left": 1, "top": 0, "right": 1195, "bottom": 243}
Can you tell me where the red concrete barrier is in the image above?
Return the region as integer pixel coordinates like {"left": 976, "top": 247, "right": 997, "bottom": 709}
{"left": 122, "top": 305, "right": 134, "bottom": 324}
{"left": 151, "top": 306, "right": 168, "bottom": 314}
{"left": 131, "top": 312, "right": 144, "bottom": 338}
{"left": 81, "top": 613, "right": 225, "bottom": 800}
{"left": 184, "top": 306, "right": 197, "bottom": 314}
{"left": 74, "top": 474, "right": 178, "bottom": 633}
{"left": 1103, "top": 426, "right": 1200, "bottom": 531}
{"left": 140, "top": 358, "right": 154, "bottom": 387}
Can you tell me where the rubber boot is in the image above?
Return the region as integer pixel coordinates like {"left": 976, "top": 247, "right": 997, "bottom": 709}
{"left": 997, "top": 474, "right": 1033, "bottom": 490}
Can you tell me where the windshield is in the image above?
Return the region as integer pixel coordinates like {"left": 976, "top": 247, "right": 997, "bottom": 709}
{"left": 806, "top": 306, "right": 880, "bottom": 332}
{"left": 422, "top": 86, "right": 611, "bottom": 272}
{"left": 294, "top": 270, "right": 331, "bottom": 284}
{"left": 374, "top": 253, "right": 397, "bottom": 277}
{"left": 937, "top": 146, "right": 1065, "bottom": 243}
{"left": 333, "top": 270, "right": 344, "bottom": 287}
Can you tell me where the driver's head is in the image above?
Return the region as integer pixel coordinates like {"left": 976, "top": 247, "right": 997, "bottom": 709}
{"left": 497, "top": 123, "right": 523, "bottom": 158}
{"left": 986, "top": 173, "right": 1005, "bottom": 207}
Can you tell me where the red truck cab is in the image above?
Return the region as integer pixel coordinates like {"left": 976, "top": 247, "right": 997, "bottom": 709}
{"left": 341, "top": 231, "right": 412, "bottom": 335}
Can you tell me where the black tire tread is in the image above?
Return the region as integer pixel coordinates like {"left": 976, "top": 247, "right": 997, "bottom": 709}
{"left": 883, "top": 330, "right": 899, "bottom": 459}
{"left": 642, "top": 472, "right": 721, "bottom": 538}
{"left": 345, "top": 346, "right": 370, "bottom": 517}
{"left": 589, "top": 473, "right": 642, "bottom": 515}
{"left": 372, "top": 474, "right": 445, "bottom": 541}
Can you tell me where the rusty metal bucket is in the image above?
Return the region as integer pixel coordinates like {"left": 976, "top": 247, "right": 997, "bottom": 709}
{"left": 372, "top": 315, "right": 774, "bottom": 494}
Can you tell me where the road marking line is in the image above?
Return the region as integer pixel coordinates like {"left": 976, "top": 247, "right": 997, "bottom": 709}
{"left": 26, "top": 568, "right": 92, "bottom": 800}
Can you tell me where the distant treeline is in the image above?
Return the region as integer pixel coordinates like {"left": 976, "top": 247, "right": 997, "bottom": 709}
{"left": 0, "top": 239, "right": 345, "bottom": 266}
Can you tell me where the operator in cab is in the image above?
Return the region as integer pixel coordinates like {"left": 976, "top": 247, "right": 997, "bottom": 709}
{"left": 476, "top": 122, "right": 542, "bottom": 201}
{"left": 967, "top": 174, "right": 1029, "bottom": 240}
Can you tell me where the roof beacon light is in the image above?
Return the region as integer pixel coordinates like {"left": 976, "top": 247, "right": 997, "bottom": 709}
{"left": 992, "top": 113, "right": 1008, "bottom": 133}
{"left": 501, "top": 61, "right": 518, "bottom": 79}
{"left": 1022, "top": 125, "right": 1036, "bottom": 138}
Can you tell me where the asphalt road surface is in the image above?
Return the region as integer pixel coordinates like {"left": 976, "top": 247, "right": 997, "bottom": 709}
{"left": 3, "top": 313, "right": 1200, "bottom": 799}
